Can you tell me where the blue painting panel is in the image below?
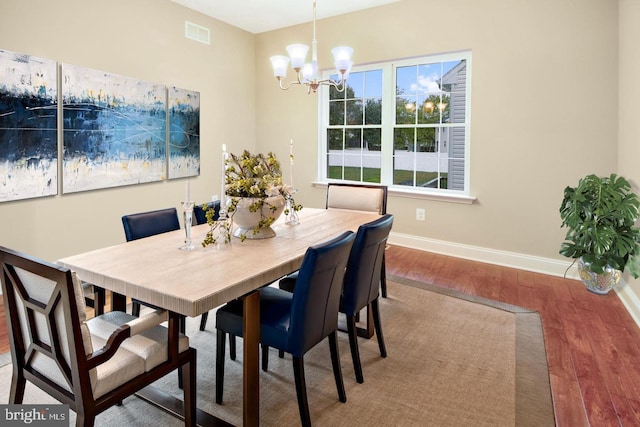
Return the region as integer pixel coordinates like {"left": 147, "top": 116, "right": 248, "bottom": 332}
{"left": 0, "top": 49, "right": 58, "bottom": 202}
{"left": 62, "top": 64, "right": 167, "bottom": 193}
{"left": 168, "top": 86, "right": 200, "bottom": 179}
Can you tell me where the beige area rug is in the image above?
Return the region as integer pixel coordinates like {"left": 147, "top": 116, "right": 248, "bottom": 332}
{"left": 0, "top": 276, "right": 554, "bottom": 426}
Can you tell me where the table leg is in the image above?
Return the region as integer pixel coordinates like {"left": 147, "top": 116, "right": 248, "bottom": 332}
{"left": 112, "top": 292, "right": 126, "bottom": 312}
{"left": 243, "top": 291, "right": 260, "bottom": 427}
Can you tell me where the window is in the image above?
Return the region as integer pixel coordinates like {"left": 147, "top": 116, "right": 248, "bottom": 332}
{"left": 319, "top": 51, "right": 471, "bottom": 198}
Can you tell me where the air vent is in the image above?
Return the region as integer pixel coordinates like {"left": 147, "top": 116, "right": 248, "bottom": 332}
{"left": 185, "top": 21, "right": 210, "bottom": 45}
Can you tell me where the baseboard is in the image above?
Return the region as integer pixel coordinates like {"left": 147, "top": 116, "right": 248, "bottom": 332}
{"left": 389, "top": 231, "right": 640, "bottom": 328}
{"left": 615, "top": 281, "right": 640, "bottom": 327}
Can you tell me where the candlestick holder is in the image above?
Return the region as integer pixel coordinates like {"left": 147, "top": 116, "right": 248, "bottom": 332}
{"left": 284, "top": 193, "right": 300, "bottom": 225}
{"left": 202, "top": 200, "right": 232, "bottom": 250}
{"left": 180, "top": 201, "right": 196, "bottom": 250}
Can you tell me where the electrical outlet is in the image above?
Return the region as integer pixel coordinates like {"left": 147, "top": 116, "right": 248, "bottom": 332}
{"left": 416, "top": 208, "right": 425, "bottom": 221}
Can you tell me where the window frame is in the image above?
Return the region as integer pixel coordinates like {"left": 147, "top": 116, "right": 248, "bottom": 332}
{"left": 317, "top": 50, "right": 474, "bottom": 204}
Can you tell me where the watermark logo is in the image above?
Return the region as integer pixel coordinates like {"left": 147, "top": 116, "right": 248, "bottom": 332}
{"left": 0, "top": 405, "right": 68, "bottom": 426}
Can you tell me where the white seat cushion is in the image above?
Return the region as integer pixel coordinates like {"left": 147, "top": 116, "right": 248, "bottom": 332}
{"left": 87, "top": 311, "right": 190, "bottom": 372}
{"left": 88, "top": 335, "right": 145, "bottom": 398}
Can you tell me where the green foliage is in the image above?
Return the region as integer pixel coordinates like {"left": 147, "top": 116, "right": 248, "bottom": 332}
{"left": 201, "top": 150, "right": 302, "bottom": 246}
{"left": 559, "top": 173, "right": 640, "bottom": 278}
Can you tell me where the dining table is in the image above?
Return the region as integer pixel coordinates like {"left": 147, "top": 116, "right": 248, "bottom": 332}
{"left": 57, "top": 207, "right": 380, "bottom": 427}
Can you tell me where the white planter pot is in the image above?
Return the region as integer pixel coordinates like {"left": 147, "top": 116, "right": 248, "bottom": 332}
{"left": 230, "top": 195, "right": 285, "bottom": 239}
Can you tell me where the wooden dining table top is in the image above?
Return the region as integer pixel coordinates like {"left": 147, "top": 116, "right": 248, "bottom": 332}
{"left": 57, "top": 208, "right": 379, "bottom": 317}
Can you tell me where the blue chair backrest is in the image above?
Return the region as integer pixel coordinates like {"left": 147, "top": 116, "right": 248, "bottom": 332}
{"left": 193, "top": 200, "right": 221, "bottom": 225}
{"left": 340, "top": 214, "right": 394, "bottom": 315}
{"left": 122, "top": 208, "right": 180, "bottom": 241}
{"left": 287, "top": 231, "right": 356, "bottom": 357}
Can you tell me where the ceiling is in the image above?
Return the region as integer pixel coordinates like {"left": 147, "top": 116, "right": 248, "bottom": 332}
{"left": 170, "top": 0, "right": 401, "bottom": 34}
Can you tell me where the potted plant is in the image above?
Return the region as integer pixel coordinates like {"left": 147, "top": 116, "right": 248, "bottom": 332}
{"left": 202, "top": 150, "right": 302, "bottom": 244}
{"left": 559, "top": 173, "right": 640, "bottom": 294}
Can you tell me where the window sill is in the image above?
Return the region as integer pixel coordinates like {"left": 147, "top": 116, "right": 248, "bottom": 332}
{"left": 312, "top": 182, "right": 476, "bottom": 205}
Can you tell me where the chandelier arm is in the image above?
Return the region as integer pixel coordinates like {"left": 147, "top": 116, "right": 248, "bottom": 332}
{"left": 277, "top": 78, "right": 303, "bottom": 91}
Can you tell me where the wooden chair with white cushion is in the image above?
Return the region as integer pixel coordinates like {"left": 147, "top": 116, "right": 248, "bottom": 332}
{"left": 0, "top": 246, "right": 196, "bottom": 427}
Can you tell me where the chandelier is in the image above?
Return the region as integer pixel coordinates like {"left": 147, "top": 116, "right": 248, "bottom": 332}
{"left": 269, "top": 1, "right": 353, "bottom": 94}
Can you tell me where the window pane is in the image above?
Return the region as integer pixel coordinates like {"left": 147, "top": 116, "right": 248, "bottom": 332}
{"left": 347, "top": 72, "right": 364, "bottom": 98}
{"left": 346, "top": 99, "right": 363, "bottom": 125}
{"left": 327, "top": 128, "right": 343, "bottom": 150}
{"left": 394, "top": 128, "right": 414, "bottom": 151}
{"left": 393, "top": 149, "right": 414, "bottom": 186}
{"left": 365, "top": 70, "right": 383, "bottom": 98}
{"left": 417, "top": 63, "right": 443, "bottom": 94}
{"left": 364, "top": 128, "right": 381, "bottom": 151}
{"left": 418, "top": 95, "right": 441, "bottom": 124}
{"left": 417, "top": 128, "right": 436, "bottom": 152}
{"left": 447, "top": 91, "right": 466, "bottom": 124}
{"left": 327, "top": 161, "right": 343, "bottom": 179}
{"left": 329, "top": 100, "right": 345, "bottom": 125}
{"left": 345, "top": 128, "right": 362, "bottom": 149}
{"left": 396, "top": 65, "right": 416, "bottom": 95}
{"left": 396, "top": 95, "right": 416, "bottom": 124}
{"left": 362, "top": 155, "right": 381, "bottom": 183}
{"left": 364, "top": 98, "right": 382, "bottom": 125}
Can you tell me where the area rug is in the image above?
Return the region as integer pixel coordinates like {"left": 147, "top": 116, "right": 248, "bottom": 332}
{"left": 0, "top": 276, "right": 554, "bottom": 426}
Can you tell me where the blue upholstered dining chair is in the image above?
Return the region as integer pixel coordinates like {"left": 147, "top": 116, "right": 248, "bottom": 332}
{"left": 325, "top": 183, "right": 389, "bottom": 298}
{"left": 215, "top": 231, "right": 356, "bottom": 427}
{"left": 192, "top": 200, "right": 221, "bottom": 226}
{"left": 279, "top": 214, "right": 394, "bottom": 383}
{"left": 121, "top": 207, "right": 210, "bottom": 332}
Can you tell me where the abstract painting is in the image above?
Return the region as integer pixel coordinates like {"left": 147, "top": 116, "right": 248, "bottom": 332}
{"left": 0, "top": 49, "right": 58, "bottom": 202}
{"left": 168, "top": 86, "right": 200, "bottom": 179}
{"left": 62, "top": 64, "right": 166, "bottom": 193}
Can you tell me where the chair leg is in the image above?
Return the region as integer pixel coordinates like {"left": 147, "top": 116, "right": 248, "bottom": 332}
{"left": 346, "top": 315, "right": 364, "bottom": 383}
{"left": 371, "top": 298, "right": 387, "bottom": 357}
{"left": 292, "top": 356, "right": 312, "bottom": 427}
{"left": 75, "top": 412, "right": 95, "bottom": 427}
{"left": 199, "top": 311, "right": 209, "bottom": 331}
{"left": 182, "top": 350, "right": 197, "bottom": 427}
{"left": 381, "top": 253, "right": 388, "bottom": 298}
{"left": 216, "top": 329, "right": 226, "bottom": 404}
{"left": 229, "top": 334, "right": 236, "bottom": 360}
{"left": 9, "top": 372, "right": 26, "bottom": 404}
{"left": 261, "top": 344, "right": 269, "bottom": 372}
{"left": 328, "top": 331, "right": 347, "bottom": 403}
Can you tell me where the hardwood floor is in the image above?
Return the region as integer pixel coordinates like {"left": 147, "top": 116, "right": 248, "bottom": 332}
{"left": 1, "top": 245, "right": 639, "bottom": 425}
{"left": 385, "top": 245, "right": 640, "bottom": 426}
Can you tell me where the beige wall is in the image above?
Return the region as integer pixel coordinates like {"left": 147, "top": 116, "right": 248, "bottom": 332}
{"left": 0, "top": 0, "right": 633, "bottom": 282}
{"left": 255, "top": 0, "right": 619, "bottom": 262}
{"left": 0, "top": 0, "right": 256, "bottom": 260}
{"left": 618, "top": 0, "right": 640, "bottom": 295}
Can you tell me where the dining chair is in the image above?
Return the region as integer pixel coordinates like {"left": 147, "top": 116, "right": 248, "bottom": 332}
{"left": 279, "top": 214, "right": 393, "bottom": 383}
{"left": 121, "top": 207, "right": 210, "bottom": 332}
{"left": 326, "top": 183, "right": 389, "bottom": 298}
{"left": 215, "top": 231, "right": 356, "bottom": 427}
{"left": 192, "top": 200, "right": 221, "bottom": 226}
{"left": 0, "top": 246, "right": 197, "bottom": 426}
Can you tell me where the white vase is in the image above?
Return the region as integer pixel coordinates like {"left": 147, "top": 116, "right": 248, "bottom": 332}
{"left": 577, "top": 257, "right": 622, "bottom": 294}
{"left": 230, "top": 195, "right": 285, "bottom": 239}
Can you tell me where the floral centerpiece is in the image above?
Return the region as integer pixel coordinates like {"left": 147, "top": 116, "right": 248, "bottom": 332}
{"left": 202, "top": 150, "right": 302, "bottom": 245}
